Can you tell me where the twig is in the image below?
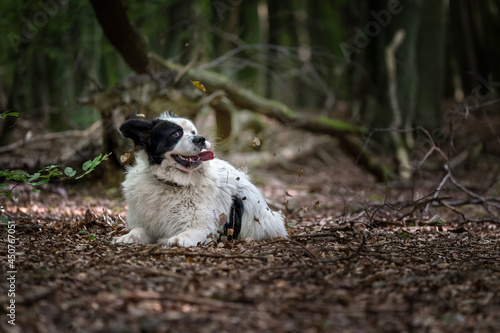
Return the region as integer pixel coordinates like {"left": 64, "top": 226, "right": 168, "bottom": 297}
{"left": 435, "top": 198, "right": 467, "bottom": 221}
{"left": 424, "top": 171, "right": 451, "bottom": 215}
{"left": 242, "top": 238, "right": 318, "bottom": 261}
{"left": 458, "top": 218, "right": 500, "bottom": 225}
{"left": 438, "top": 197, "right": 500, "bottom": 207}
{"left": 320, "top": 232, "right": 366, "bottom": 264}
{"left": 290, "top": 225, "right": 352, "bottom": 238}
{"left": 8, "top": 224, "right": 56, "bottom": 231}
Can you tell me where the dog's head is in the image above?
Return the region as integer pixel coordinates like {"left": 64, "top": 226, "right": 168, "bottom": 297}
{"left": 120, "top": 113, "right": 214, "bottom": 172}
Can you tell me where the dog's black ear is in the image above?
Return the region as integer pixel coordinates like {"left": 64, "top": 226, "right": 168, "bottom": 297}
{"left": 119, "top": 119, "right": 154, "bottom": 148}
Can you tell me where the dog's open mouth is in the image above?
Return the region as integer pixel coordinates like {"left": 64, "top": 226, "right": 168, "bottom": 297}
{"left": 173, "top": 151, "right": 214, "bottom": 169}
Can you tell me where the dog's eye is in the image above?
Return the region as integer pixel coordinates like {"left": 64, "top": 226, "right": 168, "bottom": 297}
{"left": 171, "top": 131, "right": 181, "bottom": 138}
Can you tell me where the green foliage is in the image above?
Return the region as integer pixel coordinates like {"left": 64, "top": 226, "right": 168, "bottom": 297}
{"left": 0, "top": 153, "right": 111, "bottom": 199}
{"left": 0, "top": 112, "right": 111, "bottom": 199}
{"left": 0, "top": 112, "right": 19, "bottom": 119}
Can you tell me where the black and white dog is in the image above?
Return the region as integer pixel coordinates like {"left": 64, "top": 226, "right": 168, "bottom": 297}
{"left": 113, "top": 112, "right": 288, "bottom": 247}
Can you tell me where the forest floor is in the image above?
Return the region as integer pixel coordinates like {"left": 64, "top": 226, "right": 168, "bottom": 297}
{"left": 1, "top": 129, "right": 500, "bottom": 333}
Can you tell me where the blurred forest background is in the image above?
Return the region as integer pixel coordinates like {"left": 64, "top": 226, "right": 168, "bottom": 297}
{"left": 0, "top": 0, "right": 499, "bottom": 181}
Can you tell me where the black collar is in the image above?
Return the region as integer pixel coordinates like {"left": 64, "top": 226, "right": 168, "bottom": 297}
{"left": 154, "top": 176, "right": 184, "bottom": 188}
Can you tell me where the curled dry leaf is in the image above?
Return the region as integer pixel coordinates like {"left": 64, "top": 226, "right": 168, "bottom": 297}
{"left": 252, "top": 137, "right": 261, "bottom": 147}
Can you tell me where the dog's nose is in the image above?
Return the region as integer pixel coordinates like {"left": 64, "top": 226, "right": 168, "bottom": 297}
{"left": 192, "top": 135, "right": 206, "bottom": 147}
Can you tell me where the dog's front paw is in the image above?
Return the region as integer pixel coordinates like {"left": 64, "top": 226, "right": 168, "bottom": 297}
{"left": 159, "top": 229, "right": 211, "bottom": 247}
{"left": 112, "top": 228, "right": 153, "bottom": 244}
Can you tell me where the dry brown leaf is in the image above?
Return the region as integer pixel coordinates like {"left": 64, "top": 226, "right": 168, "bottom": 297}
{"left": 298, "top": 167, "right": 304, "bottom": 177}
{"left": 120, "top": 153, "right": 131, "bottom": 164}
{"left": 219, "top": 213, "right": 228, "bottom": 227}
{"left": 252, "top": 137, "right": 261, "bottom": 147}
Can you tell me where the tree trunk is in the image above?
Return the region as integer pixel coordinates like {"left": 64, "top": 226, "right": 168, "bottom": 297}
{"left": 89, "top": 0, "right": 150, "bottom": 74}
{"left": 415, "top": 0, "right": 447, "bottom": 128}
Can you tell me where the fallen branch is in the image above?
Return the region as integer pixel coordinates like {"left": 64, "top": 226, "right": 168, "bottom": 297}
{"left": 290, "top": 225, "right": 353, "bottom": 238}
{"left": 150, "top": 53, "right": 393, "bottom": 181}
{"left": 386, "top": 29, "right": 412, "bottom": 179}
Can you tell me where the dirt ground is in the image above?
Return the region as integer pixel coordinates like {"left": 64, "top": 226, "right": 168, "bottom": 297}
{"left": 1, "top": 130, "right": 500, "bottom": 333}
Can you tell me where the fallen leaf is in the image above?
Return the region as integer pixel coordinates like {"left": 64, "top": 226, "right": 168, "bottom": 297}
{"left": 120, "top": 153, "right": 131, "bottom": 164}
{"left": 298, "top": 168, "right": 304, "bottom": 177}
{"left": 191, "top": 80, "right": 207, "bottom": 92}
{"left": 252, "top": 137, "right": 261, "bottom": 147}
{"left": 219, "top": 213, "right": 228, "bottom": 227}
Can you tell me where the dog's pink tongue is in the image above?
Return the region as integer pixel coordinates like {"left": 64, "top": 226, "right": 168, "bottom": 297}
{"left": 198, "top": 151, "right": 215, "bottom": 161}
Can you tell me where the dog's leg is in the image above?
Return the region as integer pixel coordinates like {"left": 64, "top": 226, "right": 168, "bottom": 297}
{"left": 158, "top": 229, "right": 212, "bottom": 247}
{"left": 112, "top": 227, "right": 153, "bottom": 244}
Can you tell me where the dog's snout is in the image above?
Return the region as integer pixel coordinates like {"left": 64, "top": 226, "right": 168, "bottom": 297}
{"left": 192, "top": 135, "right": 206, "bottom": 146}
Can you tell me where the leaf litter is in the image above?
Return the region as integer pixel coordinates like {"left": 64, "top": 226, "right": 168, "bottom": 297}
{"left": 1, "top": 155, "right": 500, "bottom": 333}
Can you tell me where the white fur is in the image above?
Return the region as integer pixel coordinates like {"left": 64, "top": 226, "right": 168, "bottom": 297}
{"left": 113, "top": 114, "right": 288, "bottom": 246}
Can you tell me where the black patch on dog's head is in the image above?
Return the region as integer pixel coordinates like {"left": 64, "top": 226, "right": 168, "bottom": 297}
{"left": 120, "top": 119, "right": 183, "bottom": 165}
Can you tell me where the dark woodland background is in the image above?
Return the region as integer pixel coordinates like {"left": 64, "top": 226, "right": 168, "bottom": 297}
{"left": 1, "top": 0, "right": 499, "bottom": 165}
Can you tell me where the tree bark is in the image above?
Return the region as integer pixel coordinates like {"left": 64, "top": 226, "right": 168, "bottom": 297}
{"left": 415, "top": 0, "right": 448, "bottom": 128}
{"left": 88, "top": 0, "right": 149, "bottom": 74}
